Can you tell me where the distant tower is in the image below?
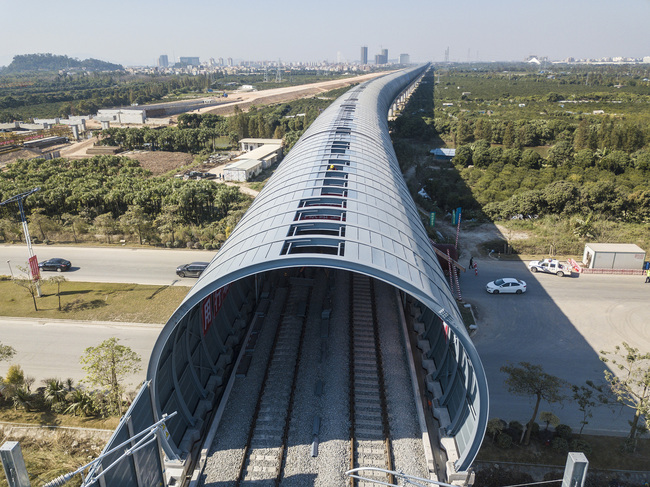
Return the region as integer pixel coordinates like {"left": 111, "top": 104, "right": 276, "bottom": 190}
{"left": 276, "top": 59, "right": 282, "bottom": 82}
{"left": 399, "top": 53, "right": 410, "bottom": 65}
{"left": 444, "top": 47, "right": 450, "bottom": 63}
{"left": 158, "top": 55, "right": 169, "bottom": 68}
{"left": 360, "top": 46, "right": 368, "bottom": 65}
{"left": 227, "top": 57, "right": 233, "bottom": 66}
{"left": 381, "top": 48, "right": 388, "bottom": 64}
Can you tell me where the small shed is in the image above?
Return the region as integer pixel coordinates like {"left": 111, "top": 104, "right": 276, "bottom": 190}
{"left": 582, "top": 243, "right": 646, "bottom": 270}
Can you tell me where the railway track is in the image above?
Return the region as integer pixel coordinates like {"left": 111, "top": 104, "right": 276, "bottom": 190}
{"left": 348, "top": 274, "right": 393, "bottom": 487}
{"left": 235, "top": 273, "right": 314, "bottom": 486}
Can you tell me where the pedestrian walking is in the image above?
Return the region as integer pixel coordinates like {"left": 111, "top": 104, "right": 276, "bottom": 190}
{"left": 469, "top": 256, "right": 474, "bottom": 269}
{"left": 645, "top": 268, "right": 650, "bottom": 283}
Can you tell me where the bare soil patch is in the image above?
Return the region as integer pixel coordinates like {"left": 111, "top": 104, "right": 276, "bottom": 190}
{"left": 121, "top": 150, "right": 194, "bottom": 176}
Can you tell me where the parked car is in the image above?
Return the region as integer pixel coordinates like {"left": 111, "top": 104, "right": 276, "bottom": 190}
{"left": 486, "top": 278, "right": 527, "bottom": 294}
{"left": 176, "top": 262, "right": 209, "bottom": 278}
{"left": 528, "top": 258, "right": 572, "bottom": 277}
{"left": 38, "top": 258, "right": 71, "bottom": 272}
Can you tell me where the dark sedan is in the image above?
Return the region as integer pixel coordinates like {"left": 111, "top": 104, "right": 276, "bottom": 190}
{"left": 176, "top": 262, "right": 209, "bottom": 278}
{"left": 38, "top": 258, "right": 72, "bottom": 272}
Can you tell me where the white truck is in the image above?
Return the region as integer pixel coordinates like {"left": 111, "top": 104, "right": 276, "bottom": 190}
{"left": 528, "top": 258, "right": 573, "bottom": 277}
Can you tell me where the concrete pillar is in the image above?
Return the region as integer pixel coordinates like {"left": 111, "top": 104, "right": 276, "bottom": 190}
{"left": 101, "top": 120, "right": 111, "bottom": 130}
{"left": 71, "top": 125, "right": 79, "bottom": 140}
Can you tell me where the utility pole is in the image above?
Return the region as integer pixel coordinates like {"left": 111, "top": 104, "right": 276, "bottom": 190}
{"left": 0, "top": 188, "right": 42, "bottom": 296}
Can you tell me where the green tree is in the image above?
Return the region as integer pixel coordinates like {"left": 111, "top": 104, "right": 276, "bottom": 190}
{"left": 571, "top": 382, "right": 606, "bottom": 436}
{"left": 120, "top": 205, "right": 152, "bottom": 245}
{"left": 520, "top": 149, "right": 542, "bottom": 169}
{"left": 547, "top": 140, "right": 574, "bottom": 167}
{"left": 539, "top": 411, "right": 560, "bottom": 431}
{"left": 80, "top": 337, "right": 141, "bottom": 416}
{"left": 486, "top": 418, "right": 505, "bottom": 442}
{"left": 0, "top": 342, "right": 16, "bottom": 363}
{"left": 94, "top": 213, "right": 119, "bottom": 244}
{"left": 43, "top": 378, "right": 68, "bottom": 406}
{"left": 500, "top": 362, "right": 566, "bottom": 445}
{"left": 12, "top": 266, "right": 40, "bottom": 311}
{"left": 452, "top": 145, "right": 473, "bottom": 167}
{"left": 599, "top": 342, "right": 650, "bottom": 447}
{"left": 47, "top": 275, "right": 67, "bottom": 311}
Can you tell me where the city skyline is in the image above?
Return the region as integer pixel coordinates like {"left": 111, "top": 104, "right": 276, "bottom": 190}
{"left": 1, "top": 0, "right": 649, "bottom": 68}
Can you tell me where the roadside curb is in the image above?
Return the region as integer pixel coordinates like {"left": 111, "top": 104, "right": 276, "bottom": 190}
{"left": 0, "top": 316, "right": 164, "bottom": 328}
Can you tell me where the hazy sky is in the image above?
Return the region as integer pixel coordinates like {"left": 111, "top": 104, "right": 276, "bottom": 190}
{"left": 2, "top": 0, "right": 649, "bottom": 67}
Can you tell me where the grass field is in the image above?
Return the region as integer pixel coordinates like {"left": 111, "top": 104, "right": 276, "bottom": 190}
{"left": 0, "top": 278, "right": 189, "bottom": 323}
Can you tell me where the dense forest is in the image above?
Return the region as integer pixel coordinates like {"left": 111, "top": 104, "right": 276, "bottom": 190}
{"left": 0, "top": 63, "right": 353, "bottom": 122}
{"left": 0, "top": 53, "right": 123, "bottom": 74}
{"left": 0, "top": 156, "right": 250, "bottom": 248}
{"left": 0, "top": 72, "right": 211, "bottom": 122}
{"left": 391, "top": 64, "right": 650, "bottom": 254}
{"left": 99, "top": 86, "right": 351, "bottom": 153}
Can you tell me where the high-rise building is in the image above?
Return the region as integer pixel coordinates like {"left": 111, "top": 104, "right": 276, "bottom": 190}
{"left": 375, "top": 49, "right": 388, "bottom": 65}
{"left": 179, "top": 57, "right": 200, "bottom": 66}
{"left": 158, "top": 55, "right": 168, "bottom": 68}
{"left": 360, "top": 46, "right": 368, "bottom": 64}
{"left": 227, "top": 57, "right": 233, "bottom": 66}
{"left": 399, "top": 53, "right": 410, "bottom": 65}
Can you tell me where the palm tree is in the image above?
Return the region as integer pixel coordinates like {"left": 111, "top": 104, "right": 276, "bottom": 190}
{"left": 43, "top": 378, "right": 67, "bottom": 406}
{"left": 12, "top": 388, "right": 34, "bottom": 412}
{"left": 64, "top": 389, "right": 93, "bottom": 417}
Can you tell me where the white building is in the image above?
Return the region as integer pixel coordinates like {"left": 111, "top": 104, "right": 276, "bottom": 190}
{"left": 223, "top": 140, "right": 284, "bottom": 181}
{"left": 239, "top": 138, "right": 282, "bottom": 152}
{"left": 223, "top": 159, "right": 263, "bottom": 181}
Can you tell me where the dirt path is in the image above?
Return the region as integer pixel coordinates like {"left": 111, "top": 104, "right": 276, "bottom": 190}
{"left": 186, "top": 71, "right": 391, "bottom": 118}
{"left": 59, "top": 137, "right": 98, "bottom": 158}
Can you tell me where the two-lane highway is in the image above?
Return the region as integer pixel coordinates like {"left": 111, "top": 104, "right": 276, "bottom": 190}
{"left": 2, "top": 244, "right": 215, "bottom": 285}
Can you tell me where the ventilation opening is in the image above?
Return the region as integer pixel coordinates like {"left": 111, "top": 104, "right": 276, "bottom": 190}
{"left": 287, "top": 223, "right": 346, "bottom": 237}
{"left": 281, "top": 239, "right": 345, "bottom": 256}
{"left": 327, "top": 159, "right": 350, "bottom": 166}
{"left": 335, "top": 127, "right": 351, "bottom": 135}
{"left": 298, "top": 197, "right": 346, "bottom": 208}
{"left": 294, "top": 208, "right": 346, "bottom": 221}
{"left": 321, "top": 188, "right": 348, "bottom": 197}
{"left": 323, "top": 178, "right": 347, "bottom": 188}
{"left": 325, "top": 171, "right": 348, "bottom": 179}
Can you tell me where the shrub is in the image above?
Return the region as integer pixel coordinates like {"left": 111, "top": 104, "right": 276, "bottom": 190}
{"left": 496, "top": 433, "right": 513, "bottom": 449}
{"left": 487, "top": 418, "right": 506, "bottom": 441}
{"left": 193, "top": 242, "right": 203, "bottom": 249}
{"left": 569, "top": 439, "right": 592, "bottom": 456}
{"left": 186, "top": 241, "right": 194, "bottom": 248}
{"left": 555, "top": 424, "right": 573, "bottom": 440}
{"left": 551, "top": 437, "right": 569, "bottom": 453}
{"left": 165, "top": 241, "right": 172, "bottom": 248}
{"left": 173, "top": 240, "right": 182, "bottom": 248}
{"left": 507, "top": 420, "right": 524, "bottom": 440}
{"left": 529, "top": 421, "right": 540, "bottom": 438}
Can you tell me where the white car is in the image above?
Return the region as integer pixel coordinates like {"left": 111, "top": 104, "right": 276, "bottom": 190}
{"left": 486, "top": 278, "right": 527, "bottom": 294}
{"left": 528, "top": 258, "right": 572, "bottom": 277}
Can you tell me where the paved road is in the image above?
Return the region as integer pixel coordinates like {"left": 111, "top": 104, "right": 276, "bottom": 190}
{"left": 0, "top": 317, "right": 161, "bottom": 388}
{"left": 2, "top": 244, "right": 649, "bottom": 436}
{"left": 460, "top": 257, "right": 650, "bottom": 436}
{"left": 1, "top": 244, "right": 215, "bottom": 285}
